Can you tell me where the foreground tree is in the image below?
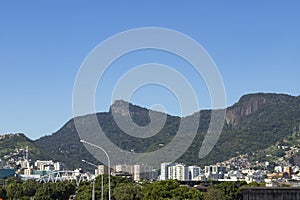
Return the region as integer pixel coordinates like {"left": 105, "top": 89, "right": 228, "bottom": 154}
{"left": 22, "top": 179, "right": 41, "bottom": 197}
{"left": 5, "top": 182, "right": 23, "bottom": 199}
{"left": 204, "top": 188, "right": 226, "bottom": 200}
{"left": 76, "top": 174, "right": 137, "bottom": 200}
{"left": 75, "top": 182, "right": 92, "bottom": 199}
{"left": 0, "top": 187, "right": 7, "bottom": 200}
{"left": 34, "top": 181, "right": 76, "bottom": 200}
{"left": 143, "top": 180, "right": 204, "bottom": 200}
{"left": 113, "top": 183, "right": 143, "bottom": 200}
{"left": 205, "top": 181, "right": 246, "bottom": 200}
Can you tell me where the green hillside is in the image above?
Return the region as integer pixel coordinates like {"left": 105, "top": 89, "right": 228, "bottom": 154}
{"left": 0, "top": 133, "right": 52, "bottom": 166}
{"left": 2, "top": 93, "right": 300, "bottom": 171}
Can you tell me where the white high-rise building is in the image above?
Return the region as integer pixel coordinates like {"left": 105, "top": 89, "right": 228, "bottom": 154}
{"left": 114, "top": 164, "right": 134, "bottom": 174}
{"left": 112, "top": 164, "right": 157, "bottom": 181}
{"left": 160, "top": 162, "right": 172, "bottom": 180}
{"left": 97, "top": 165, "right": 108, "bottom": 175}
{"left": 188, "top": 165, "right": 201, "bottom": 180}
{"left": 133, "top": 165, "right": 157, "bottom": 181}
{"left": 168, "top": 163, "right": 188, "bottom": 181}
{"left": 204, "top": 165, "right": 227, "bottom": 180}
{"left": 34, "top": 160, "right": 62, "bottom": 171}
{"left": 54, "top": 162, "right": 63, "bottom": 171}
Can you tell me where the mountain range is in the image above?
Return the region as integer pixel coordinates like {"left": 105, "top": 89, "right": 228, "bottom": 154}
{"left": 1, "top": 93, "right": 300, "bottom": 171}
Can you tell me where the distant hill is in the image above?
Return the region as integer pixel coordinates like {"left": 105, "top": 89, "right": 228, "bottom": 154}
{"left": 0, "top": 133, "right": 52, "bottom": 166}
{"left": 2, "top": 93, "right": 300, "bottom": 171}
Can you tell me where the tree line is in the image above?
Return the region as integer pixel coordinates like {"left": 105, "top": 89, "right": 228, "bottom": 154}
{"left": 0, "top": 175, "right": 263, "bottom": 200}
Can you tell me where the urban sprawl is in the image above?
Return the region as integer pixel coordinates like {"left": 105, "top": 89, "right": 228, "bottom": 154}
{"left": 1, "top": 137, "right": 300, "bottom": 188}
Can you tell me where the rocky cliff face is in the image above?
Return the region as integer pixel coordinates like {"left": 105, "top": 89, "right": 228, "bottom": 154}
{"left": 226, "top": 94, "right": 268, "bottom": 126}
{"left": 225, "top": 93, "right": 298, "bottom": 127}
{"left": 110, "top": 100, "right": 131, "bottom": 117}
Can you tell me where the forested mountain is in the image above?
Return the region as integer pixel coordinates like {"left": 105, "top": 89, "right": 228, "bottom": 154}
{"left": 2, "top": 93, "right": 300, "bottom": 171}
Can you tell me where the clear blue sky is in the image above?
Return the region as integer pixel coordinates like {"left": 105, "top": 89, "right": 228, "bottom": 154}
{"left": 0, "top": 1, "right": 299, "bottom": 139}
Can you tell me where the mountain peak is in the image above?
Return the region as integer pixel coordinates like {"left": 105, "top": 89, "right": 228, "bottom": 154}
{"left": 110, "top": 100, "right": 131, "bottom": 117}
{"left": 111, "top": 99, "right": 130, "bottom": 106}
{"left": 237, "top": 93, "right": 294, "bottom": 104}
{"left": 226, "top": 93, "right": 297, "bottom": 126}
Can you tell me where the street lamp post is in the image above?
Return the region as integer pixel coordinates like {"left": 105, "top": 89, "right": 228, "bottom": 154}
{"left": 80, "top": 140, "right": 111, "bottom": 200}
{"left": 82, "top": 159, "right": 103, "bottom": 200}
{"left": 92, "top": 179, "right": 95, "bottom": 200}
{"left": 101, "top": 172, "right": 103, "bottom": 200}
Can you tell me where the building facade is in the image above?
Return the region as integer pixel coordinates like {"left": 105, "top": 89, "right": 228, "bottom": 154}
{"left": 168, "top": 163, "right": 188, "bottom": 181}
{"left": 160, "top": 162, "right": 172, "bottom": 180}
{"left": 188, "top": 165, "right": 201, "bottom": 180}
